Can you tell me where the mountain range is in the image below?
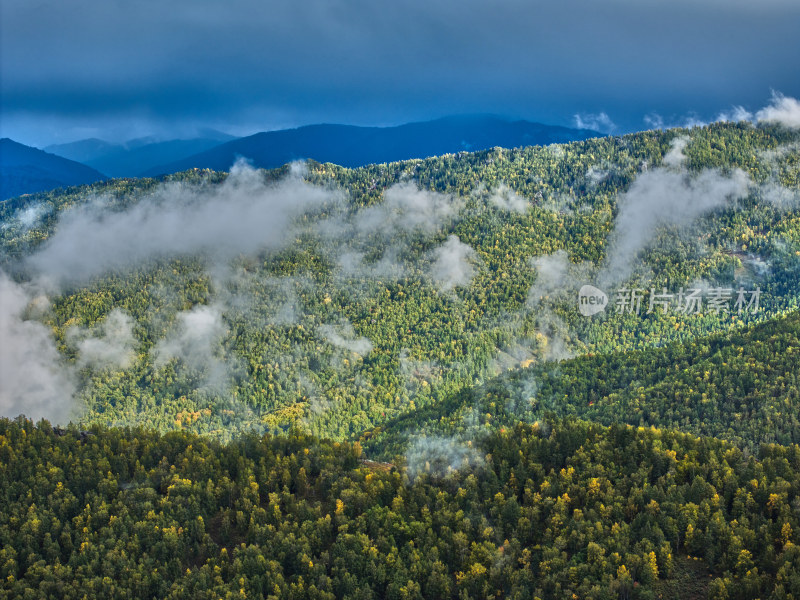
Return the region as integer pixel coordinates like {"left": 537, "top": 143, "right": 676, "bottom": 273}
{"left": 141, "top": 115, "right": 599, "bottom": 176}
{"left": 2, "top": 116, "right": 600, "bottom": 199}
{"left": 4, "top": 115, "right": 601, "bottom": 186}
{"left": 44, "top": 129, "right": 236, "bottom": 178}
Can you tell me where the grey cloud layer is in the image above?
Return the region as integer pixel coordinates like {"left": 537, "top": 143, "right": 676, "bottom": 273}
{"left": 4, "top": 0, "right": 799, "bottom": 143}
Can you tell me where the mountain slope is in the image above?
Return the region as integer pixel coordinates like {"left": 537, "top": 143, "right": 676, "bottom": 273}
{"left": 0, "top": 138, "right": 107, "bottom": 200}
{"left": 364, "top": 308, "right": 800, "bottom": 459}
{"left": 145, "top": 115, "right": 600, "bottom": 175}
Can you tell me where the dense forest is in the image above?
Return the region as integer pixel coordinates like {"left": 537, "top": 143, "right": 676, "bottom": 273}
{"left": 2, "top": 120, "right": 800, "bottom": 598}
{"left": 2, "top": 416, "right": 800, "bottom": 599}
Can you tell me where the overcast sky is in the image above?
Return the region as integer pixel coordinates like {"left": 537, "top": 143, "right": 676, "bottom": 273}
{"left": 2, "top": 0, "right": 799, "bottom": 147}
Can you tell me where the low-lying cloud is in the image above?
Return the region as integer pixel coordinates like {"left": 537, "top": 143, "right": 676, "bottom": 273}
{"left": 756, "top": 92, "right": 800, "bottom": 129}
{"left": 717, "top": 92, "right": 800, "bottom": 130}
{"left": 2, "top": 163, "right": 470, "bottom": 422}
{"left": 534, "top": 311, "right": 576, "bottom": 362}
{"left": 405, "top": 435, "right": 483, "bottom": 481}
{"left": 489, "top": 184, "right": 529, "bottom": 213}
{"left": 27, "top": 161, "right": 338, "bottom": 286}
{"left": 760, "top": 181, "right": 800, "bottom": 210}
{"left": 644, "top": 113, "right": 706, "bottom": 131}
{"left": 17, "top": 204, "right": 49, "bottom": 230}
{"left": 430, "top": 235, "right": 478, "bottom": 292}
{"left": 662, "top": 136, "right": 689, "bottom": 168}
{"left": 527, "top": 250, "right": 595, "bottom": 307}
{"left": 335, "top": 249, "right": 407, "bottom": 281}
{"left": 586, "top": 167, "right": 610, "bottom": 187}
{"left": 68, "top": 309, "right": 137, "bottom": 371}
{"left": 319, "top": 319, "right": 373, "bottom": 355}
{"left": 0, "top": 272, "right": 75, "bottom": 423}
{"left": 350, "top": 182, "right": 462, "bottom": 236}
{"left": 315, "top": 181, "right": 462, "bottom": 282}
{"left": 716, "top": 105, "right": 755, "bottom": 124}
{"left": 152, "top": 304, "right": 233, "bottom": 392}
{"left": 528, "top": 251, "right": 571, "bottom": 306}
{"left": 399, "top": 348, "right": 441, "bottom": 392}
{"left": 601, "top": 139, "right": 750, "bottom": 284}
{"left": 573, "top": 112, "right": 616, "bottom": 134}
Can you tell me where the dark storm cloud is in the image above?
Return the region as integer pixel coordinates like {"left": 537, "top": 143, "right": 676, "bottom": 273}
{"left": 2, "top": 0, "right": 799, "bottom": 144}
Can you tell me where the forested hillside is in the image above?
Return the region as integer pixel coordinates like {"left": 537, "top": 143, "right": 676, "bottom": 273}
{"left": 2, "top": 121, "right": 799, "bottom": 441}
{"left": 364, "top": 310, "right": 800, "bottom": 460}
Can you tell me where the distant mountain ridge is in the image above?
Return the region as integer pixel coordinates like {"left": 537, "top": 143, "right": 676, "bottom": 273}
{"left": 0, "top": 138, "right": 106, "bottom": 201}
{"left": 144, "top": 115, "right": 600, "bottom": 175}
{"left": 45, "top": 130, "right": 236, "bottom": 177}
{"left": 4, "top": 116, "right": 600, "bottom": 198}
